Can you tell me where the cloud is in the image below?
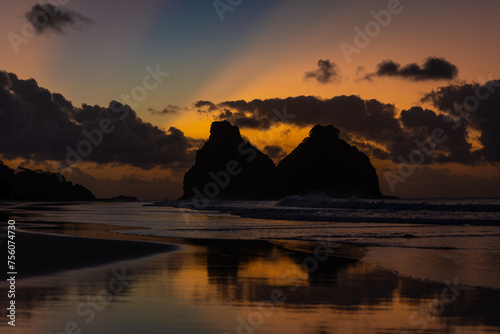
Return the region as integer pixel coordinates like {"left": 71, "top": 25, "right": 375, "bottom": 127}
{"left": 0, "top": 70, "right": 198, "bottom": 170}
{"left": 304, "top": 59, "right": 340, "bottom": 84}
{"left": 25, "top": 4, "right": 94, "bottom": 35}
{"left": 422, "top": 78, "right": 500, "bottom": 163}
{"left": 263, "top": 145, "right": 287, "bottom": 161}
{"left": 399, "top": 106, "right": 474, "bottom": 164}
{"left": 195, "top": 100, "right": 217, "bottom": 112}
{"left": 205, "top": 95, "right": 401, "bottom": 138}
{"left": 148, "top": 105, "right": 181, "bottom": 115}
{"left": 214, "top": 106, "right": 271, "bottom": 129}
{"left": 196, "top": 94, "right": 489, "bottom": 165}
{"left": 364, "top": 57, "right": 458, "bottom": 81}
{"left": 4, "top": 68, "right": 496, "bottom": 173}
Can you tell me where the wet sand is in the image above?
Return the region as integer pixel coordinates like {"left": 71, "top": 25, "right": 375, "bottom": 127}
{"left": 1, "top": 223, "right": 179, "bottom": 278}
{"left": 1, "top": 220, "right": 499, "bottom": 333}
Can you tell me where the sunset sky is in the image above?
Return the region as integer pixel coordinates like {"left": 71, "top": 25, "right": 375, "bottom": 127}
{"left": 1, "top": 0, "right": 500, "bottom": 199}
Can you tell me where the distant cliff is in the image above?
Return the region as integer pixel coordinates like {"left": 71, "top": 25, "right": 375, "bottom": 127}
{"left": 181, "top": 122, "right": 383, "bottom": 200}
{"left": 276, "top": 124, "right": 382, "bottom": 198}
{"left": 182, "top": 121, "right": 277, "bottom": 200}
{"left": 0, "top": 161, "right": 96, "bottom": 201}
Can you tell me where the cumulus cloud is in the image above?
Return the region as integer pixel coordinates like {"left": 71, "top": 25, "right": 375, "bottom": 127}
{"left": 399, "top": 107, "right": 474, "bottom": 164}
{"left": 3, "top": 68, "right": 497, "bottom": 173}
{"left": 304, "top": 59, "right": 340, "bottom": 84}
{"left": 0, "top": 70, "right": 198, "bottom": 170}
{"left": 422, "top": 78, "right": 500, "bottom": 162}
{"left": 195, "top": 93, "right": 495, "bottom": 165}
{"left": 201, "top": 95, "right": 400, "bottom": 137}
{"left": 364, "top": 57, "right": 458, "bottom": 81}
{"left": 25, "top": 4, "right": 94, "bottom": 35}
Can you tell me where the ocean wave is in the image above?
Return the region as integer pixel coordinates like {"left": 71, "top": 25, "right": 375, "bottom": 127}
{"left": 277, "top": 195, "right": 500, "bottom": 212}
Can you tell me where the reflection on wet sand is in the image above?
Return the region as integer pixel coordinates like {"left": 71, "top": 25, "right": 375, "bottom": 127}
{"left": 1, "top": 237, "right": 499, "bottom": 334}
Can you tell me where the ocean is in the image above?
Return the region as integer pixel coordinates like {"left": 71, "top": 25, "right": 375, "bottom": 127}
{"left": 2, "top": 198, "right": 500, "bottom": 334}
{"left": 6, "top": 197, "right": 500, "bottom": 290}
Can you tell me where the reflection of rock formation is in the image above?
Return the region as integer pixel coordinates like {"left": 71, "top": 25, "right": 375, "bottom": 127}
{"left": 198, "top": 240, "right": 399, "bottom": 308}
{"left": 398, "top": 278, "right": 500, "bottom": 328}
{"left": 205, "top": 246, "right": 240, "bottom": 285}
{"left": 193, "top": 239, "right": 274, "bottom": 300}
{"left": 0, "top": 284, "right": 67, "bottom": 323}
{"left": 4, "top": 238, "right": 500, "bottom": 332}
{"left": 284, "top": 250, "right": 354, "bottom": 287}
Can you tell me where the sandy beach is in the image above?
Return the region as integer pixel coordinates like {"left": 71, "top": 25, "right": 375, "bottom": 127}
{"left": 1, "top": 223, "right": 179, "bottom": 279}
{"left": 0, "top": 216, "right": 498, "bottom": 333}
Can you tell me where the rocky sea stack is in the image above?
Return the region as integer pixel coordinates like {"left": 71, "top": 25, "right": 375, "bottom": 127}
{"left": 276, "top": 124, "right": 382, "bottom": 198}
{"left": 182, "top": 121, "right": 277, "bottom": 200}
{"left": 181, "top": 121, "right": 383, "bottom": 200}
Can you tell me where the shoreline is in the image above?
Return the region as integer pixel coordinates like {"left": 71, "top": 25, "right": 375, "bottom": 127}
{"left": 3, "top": 220, "right": 365, "bottom": 281}
{"left": 1, "top": 224, "right": 180, "bottom": 279}
{"left": 2, "top": 216, "right": 499, "bottom": 291}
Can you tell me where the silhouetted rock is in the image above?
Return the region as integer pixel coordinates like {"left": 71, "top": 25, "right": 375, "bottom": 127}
{"left": 0, "top": 161, "right": 95, "bottom": 201}
{"left": 181, "top": 121, "right": 277, "bottom": 200}
{"left": 277, "top": 124, "right": 382, "bottom": 198}
{"left": 181, "top": 122, "right": 383, "bottom": 201}
{"left": 99, "top": 195, "right": 140, "bottom": 202}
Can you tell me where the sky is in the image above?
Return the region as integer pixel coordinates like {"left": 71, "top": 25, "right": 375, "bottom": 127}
{"left": 1, "top": 0, "right": 500, "bottom": 199}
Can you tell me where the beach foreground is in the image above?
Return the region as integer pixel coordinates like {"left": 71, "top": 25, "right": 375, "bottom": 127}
{"left": 0, "top": 202, "right": 499, "bottom": 333}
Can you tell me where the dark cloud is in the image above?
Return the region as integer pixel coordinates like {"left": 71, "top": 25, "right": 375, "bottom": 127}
{"left": 348, "top": 140, "right": 391, "bottom": 161}
{"left": 3, "top": 68, "right": 497, "bottom": 173}
{"left": 281, "top": 129, "right": 291, "bottom": 138}
{"left": 25, "top": 4, "right": 94, "bottom": 35}
{"left": 263, "top": 145, "right": 287, "bottom": 161}
{"left": 217, "top": 109, "right": 233, "bottom": 119}
{"left": 214, "top": 106, "right": 271, "bottom": 129}
{"left": 422, "top": 78, "right": 500, "bottom": 162}
{"left": 198, "top": 94, "right": 490, "bottom": 165}
{"left": 210, "top": 95, "right": 400, "bottom": 140}
{"left": 399, "top": 107, "right": 474, "bottom": 164}
{"left": 200, "top": 95, "right": 406, "bottom": 159}
{"left": 195, "top": 100, "right": 217, "bottom": 112}
{"left": 365, "top": 57, "right": 458, "bottom": 81}
{"left": 148, "top": 105, "right": 181, "bottom": 115}
{"left": 0, "top": 70, "right": 197, "bottom": 170}
{"left": 304, "top": 59, "right": 340, "bottom": 84}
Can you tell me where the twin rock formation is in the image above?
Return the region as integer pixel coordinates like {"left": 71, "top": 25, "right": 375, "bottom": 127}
{"left": 182, "top": 121, "right": 382, "bottom": 201}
